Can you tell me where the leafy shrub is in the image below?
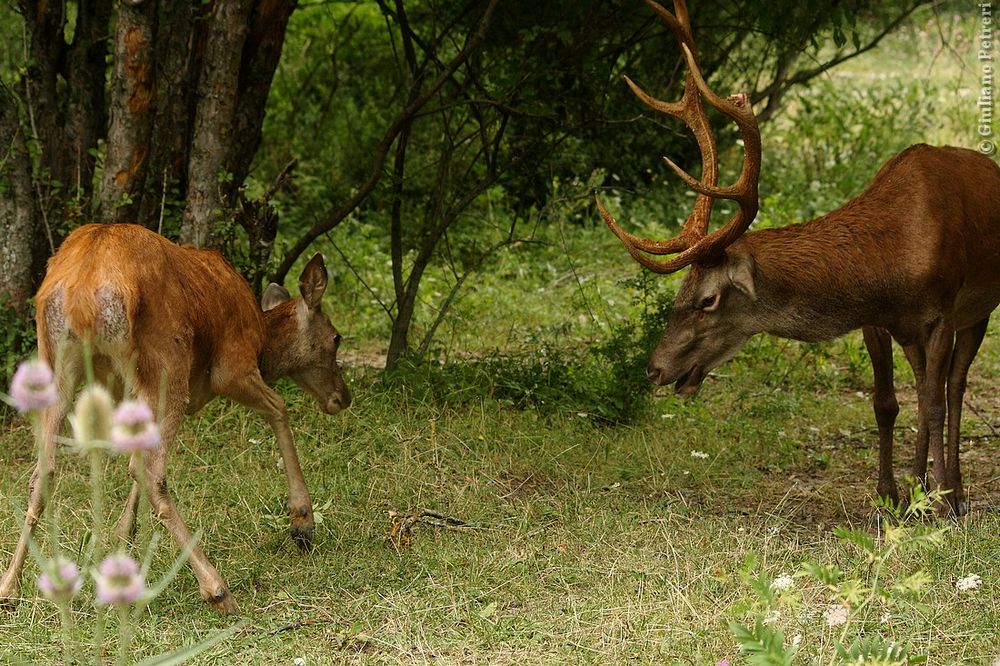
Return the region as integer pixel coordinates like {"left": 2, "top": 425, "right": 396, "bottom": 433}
{"left": 729, "top": 484, "right": 947, "bottom": 665}
{"left": 380, "top": 272, "right": 674, "bottom": 423}
{"left": 0, "top": 296, "right": 37, "bottom": 405}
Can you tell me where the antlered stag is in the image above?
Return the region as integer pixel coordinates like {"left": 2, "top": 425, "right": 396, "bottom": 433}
{"left": 0, "top": 223, "right": 351, "bottom": 612}
{"left": 598, "top": 0, "right": 1000, "bottom": 514}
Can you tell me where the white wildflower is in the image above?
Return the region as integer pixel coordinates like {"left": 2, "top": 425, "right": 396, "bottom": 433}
{"left": 293, "top": 659, "right": 306, "bottom": 666}
{"left": 956, "top": 573, "right": 982, "bottom": 591}
{"left": 823, "top": 603, "right": 849, "bottom": 628}
{"left": 690, "top": 450, "right": 709, "bottom": 459}
{"left": 763, "top": 609, "right": 781, "bottom": 625}
{"left": 770, "top": 573, "right": 794, "bottom": 592}
{"left": 791, "top": 633, "right": 802, "bottom": 647}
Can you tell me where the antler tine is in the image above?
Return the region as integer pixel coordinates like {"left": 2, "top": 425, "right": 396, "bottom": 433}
{"left": 598, "top": 1, "right": 762, "bottom": 274}
{"left": 595, "top": 0, "right": 720, "bottom": 273}
{"left": 597, "top": 194, "right": 713, "bottom": 274}
{"left": 662, "top": 43, "right": 761, "bottom": 254}
{"left": 596, "top": 194, "right": 693, "bottom": 256}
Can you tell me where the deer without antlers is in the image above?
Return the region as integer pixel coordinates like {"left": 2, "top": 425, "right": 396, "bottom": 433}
{"left": 599, "top": 0, "right": 1000, "bottom": 514}
{"left": 0, "top": 223, "right": 352, "bottom": 612}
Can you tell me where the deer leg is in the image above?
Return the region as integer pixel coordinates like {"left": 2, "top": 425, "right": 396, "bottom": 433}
{"left": 945, "top": 318, "right": 989, "bottom": 517}
{"left": 114, "top": 480, "right": 142, "bottom": 542}
{"left": 862, "top": 326, "right": 900, "bottom": 505}
{"left": 222, "top": 371, "right": 314, "bottom": 552}
{"left": 0, "top": 352, "right": 79, "bottom": 606}
{"left": 902, "top": 344, "right": 930, "bottom": 487}
{"left": 915, "top": 325, "right": 954, "bottom": 514}
{"left": 134, "top": 380, "right": 238, "bottom": 613}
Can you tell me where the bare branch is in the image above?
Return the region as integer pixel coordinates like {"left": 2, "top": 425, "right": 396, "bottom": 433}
{"left": 273, "top": 0, "right": 501, "bottom": 283}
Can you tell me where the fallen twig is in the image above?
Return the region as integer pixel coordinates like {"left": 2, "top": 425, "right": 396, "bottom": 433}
{"left": 387, "top": 508, "right": 474, "bottom": 549}
{"left": 268, "top": 618, "right": 328, "bottom": 636}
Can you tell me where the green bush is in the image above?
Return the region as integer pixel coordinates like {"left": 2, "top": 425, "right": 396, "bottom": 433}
{"left": 378, "top": 272, "right": 673, "bottom": 424}
{"left": 0, "top": 295, "right": 37, "bottom": 404}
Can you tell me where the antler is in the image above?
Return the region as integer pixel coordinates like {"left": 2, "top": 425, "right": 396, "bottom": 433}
{"left": 596, "top": 0, "right": 761, "bottom": 273}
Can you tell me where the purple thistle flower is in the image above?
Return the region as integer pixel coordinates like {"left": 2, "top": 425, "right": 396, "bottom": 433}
{"left": 9, "top": 359, "right": 58, "bottom": 414}
{"left": 110, "top": 401, "right": 161, "bottom": 452}
{"left": 37, "top": 557, "right": 83, "bottom": 603}
{"left": 93, "top": 553, "right": 145, "bottom": 606}
{"left": 716, "top": 661, "right": 730, "bottom": 666}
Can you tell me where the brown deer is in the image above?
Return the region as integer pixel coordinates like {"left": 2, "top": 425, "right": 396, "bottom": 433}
{"left": 598, "top": 0, "right": 1000, "bottom": 515}
{"left": 0, "top": 223, "right": 351, "bottom": 612}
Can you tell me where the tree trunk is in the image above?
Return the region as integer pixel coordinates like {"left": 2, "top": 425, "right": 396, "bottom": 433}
{"left": 228, "top": 0, "right": 297, "bottom": 193}
{"left": 19, "top": 0, "right": 71, "bottom": 195}
{"left": 0, "top": 84, "right": 39, "bottom": 313}
{"left": 100, "top": 0, "right": 158, "bottom": 222}
{"left": 180, "top": 0, "right": 254, "bottom": 247}
{"left": 136, "top": 1, "right": 198, "bottom": 230}
{"left": 65, "top": 0, "right": 113, "bottom": 204}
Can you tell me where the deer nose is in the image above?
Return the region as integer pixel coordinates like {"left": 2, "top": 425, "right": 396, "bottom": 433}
{"left": 646, "top": 363, "right": 666, "bottom": 385}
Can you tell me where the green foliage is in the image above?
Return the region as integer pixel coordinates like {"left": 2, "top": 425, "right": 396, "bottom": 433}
{"left": 379, "top": 273, "right": 672, "bottom": 423}
{"left": 835, "top": 638, "right": 922, "bottom": 666}
{"left": 729, "top": 483, "right": 949, "bottom": 665}
{"left": 729, "top": 618, "right": 796, "bottom": 666}
{"left": 762, "top": 77, "right": 946, "bottom": 223}
{"left": 0, "top": 297, "right": 37, "bottom": 397}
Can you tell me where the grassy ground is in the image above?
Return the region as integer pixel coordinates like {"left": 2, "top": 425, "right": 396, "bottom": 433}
{"left": 1, "top": 343, "right": 999, "bottom": 664}
{"left": 2, "top": 6, "right": 1000, "bottom": 665}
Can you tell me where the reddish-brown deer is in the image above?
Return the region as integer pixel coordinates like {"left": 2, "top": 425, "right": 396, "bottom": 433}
{"left": 598, "top": 0, "right": 1000, "bottom": 514}
{"left": 0, "top": 223, "right": 351, "bottom": 612}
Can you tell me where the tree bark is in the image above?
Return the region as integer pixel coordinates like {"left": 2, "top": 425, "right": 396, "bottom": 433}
{"left": 0, "top": 84, "right": 39, "bottom": 313}
{"left": 100, "top": 0, "right": 158, "bottom": 222}
{"left": 228, "top": 0, "right": 297, "bottom": 194}
{"left": 65, "top": 0, "right": 113, "bottom": 204}
{"left": 181, "top": 0, "right": 254, "bottom": 247}
{"left": 136, "top": 1, "right": 198, "bottom": 230}
{"left": 18, "top": 0, "right": 70, "bottom": 194}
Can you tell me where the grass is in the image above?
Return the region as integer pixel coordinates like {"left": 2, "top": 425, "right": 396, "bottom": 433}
{"left": 2, "top": 341, "right": 999, "bottom": 664}
{"left": 3, "top": 6, "right": 1000, "bottom": 665}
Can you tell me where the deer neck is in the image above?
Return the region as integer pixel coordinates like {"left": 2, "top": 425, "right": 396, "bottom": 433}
{"left": 259, "top": 305, "right": 299, "bottom": 383}
{"left": 739, "top": 227, "right": 877, "bottom": 343}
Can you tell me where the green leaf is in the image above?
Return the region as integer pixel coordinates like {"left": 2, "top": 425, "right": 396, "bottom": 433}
{"left": 833, "top": 526, "right": 875, "bottom": 555}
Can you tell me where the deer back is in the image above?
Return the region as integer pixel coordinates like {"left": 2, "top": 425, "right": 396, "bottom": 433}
{"left": 36, "top": 223, "right": 266, "bottom": 394}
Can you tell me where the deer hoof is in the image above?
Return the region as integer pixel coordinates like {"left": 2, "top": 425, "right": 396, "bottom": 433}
{"left": 0, "top": 575, "right": 22, "bottom": 610}
{"left": 205, "top": 585, "right": 239, "bottom": 614}
{"left": 289, "top": 505, "right": 314, "bottom": 552}
{"left": 290, "top": 523, "right": 314, "bottom": 552}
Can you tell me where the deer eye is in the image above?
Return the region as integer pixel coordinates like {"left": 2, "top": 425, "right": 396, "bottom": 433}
{"left": 333, "top": 333, "right": 342, "bottom": 346}
{"left": 700, "top": 294, "right": 719, "bottom": 310}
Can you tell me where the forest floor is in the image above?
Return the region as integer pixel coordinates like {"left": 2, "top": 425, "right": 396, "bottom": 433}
{"left": 1, "top": 339, "right": 999, "bottom": 664}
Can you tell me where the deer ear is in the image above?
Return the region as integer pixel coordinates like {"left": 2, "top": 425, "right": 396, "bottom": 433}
{"left": 262, "top": 283, "right": 291, "bottom": 311}
{"left": 726, "top": 251, "right": 756, "bottom": 300}
{"left": 298, "top": 253, "right": 328, "bottom": 310}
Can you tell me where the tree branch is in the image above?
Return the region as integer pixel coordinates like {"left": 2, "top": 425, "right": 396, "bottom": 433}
{"left": 272, "top": 0, "right": 501, "bottom": 284}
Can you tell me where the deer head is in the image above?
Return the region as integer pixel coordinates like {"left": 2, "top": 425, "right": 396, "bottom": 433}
{"left": 597, "top": 0, "right": 762, "bottom": 394}
{"left": 261, "top": 254, "right": 352, "bottom": 414}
